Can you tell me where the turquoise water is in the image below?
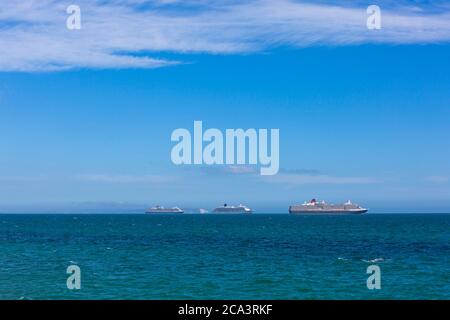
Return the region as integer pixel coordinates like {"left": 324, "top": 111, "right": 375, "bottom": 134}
{"left": 0, "top": 214, "right": 449, "bottom": 300}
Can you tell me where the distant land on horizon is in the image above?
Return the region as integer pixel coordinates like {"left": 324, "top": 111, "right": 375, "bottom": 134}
{"left": 1, "top": 201, "right": 449, "bottom": 214}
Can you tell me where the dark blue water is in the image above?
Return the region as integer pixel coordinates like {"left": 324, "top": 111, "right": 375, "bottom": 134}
{"left": 1, "top": 214, "right": 449, "bottom": 299}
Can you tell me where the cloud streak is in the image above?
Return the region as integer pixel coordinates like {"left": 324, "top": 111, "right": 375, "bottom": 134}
{"left": 1, "top": 0, "right": 450, "bottom": 71}
{"left": 262, "top": 174, "right": 381, "bottom": 185}
{"left": 426, "top": 175, "right": 449, "bottom": 183}
{"left": 77, "top": 174, "right": 176, "bottom": 183}
{"left": 194, "top": 165, "right": 259, "bottom": 175}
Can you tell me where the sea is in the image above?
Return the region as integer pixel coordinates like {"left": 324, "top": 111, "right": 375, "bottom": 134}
{"left": 0, "top": 214, "right": 449, "bottom": 300}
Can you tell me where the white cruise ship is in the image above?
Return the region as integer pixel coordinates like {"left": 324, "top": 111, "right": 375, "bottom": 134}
{"left": 145, "top": 205, "right": 184, "bottom": 214}
{"left": 212, "top": 204, "right": 253, "bottom": 214}
{"left": 289, "top": 199, "right": 367, "bottom": 214}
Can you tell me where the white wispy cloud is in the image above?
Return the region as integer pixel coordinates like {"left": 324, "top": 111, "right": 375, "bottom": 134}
{"left": 0, "top": 173, "right": 176, "bottom": 183}
{"left": 196, "top": 165, "right": 258, "bottom": 175}
{"left": 77, "top": 174, "right": 176, "bottom": 183}
{"left": 1, "top": 0, "right": 450, "bottom": 71}
{"left": 426, "top": 175, "right": 449, "bottom": 183}
{"left": 0, "top": 175, "right": 49, "bottom": 182}
{"left": 262, "top": 173, "right": 381, "bottom": 185}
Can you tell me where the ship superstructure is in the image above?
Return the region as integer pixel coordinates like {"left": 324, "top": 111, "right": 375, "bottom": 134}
{"left": 289, "top": 199, "right": 367, "bottom": 214}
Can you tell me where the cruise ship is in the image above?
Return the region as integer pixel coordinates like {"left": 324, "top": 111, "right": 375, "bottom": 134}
{"left": 145, "top": 205, "right": 184, "bottom": 214}
{"left": 289, "top": 199, "right": 368, "bottom": 214}
{"left": 212, "top": 204, "right": 253, "bottom": 214}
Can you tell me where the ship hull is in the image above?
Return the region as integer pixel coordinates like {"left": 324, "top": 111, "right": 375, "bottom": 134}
{"left": 212, "top": 210, "right": 252, "bottom": 214}
{"left": 289, "top": 208, "right": 367, "bottom": 215}
{"left": 145, "top": 212, "right": 184, "bottom": 214}
{"left": 145, "top": 210, "right": 184, "bottom": 214}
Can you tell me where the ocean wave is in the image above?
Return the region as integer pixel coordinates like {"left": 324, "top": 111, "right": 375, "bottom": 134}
{"left": 362, "top": 258, "right": 384, "bottom": 263}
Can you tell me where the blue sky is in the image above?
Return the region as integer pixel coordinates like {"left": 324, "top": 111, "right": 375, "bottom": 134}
{"left": 0, "top": 1, "right": 450, "bottom": 212}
